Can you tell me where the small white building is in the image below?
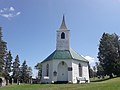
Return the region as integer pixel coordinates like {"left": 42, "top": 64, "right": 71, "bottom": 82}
{"left": 41, "top": 16, "right": 90, "bottom": 84}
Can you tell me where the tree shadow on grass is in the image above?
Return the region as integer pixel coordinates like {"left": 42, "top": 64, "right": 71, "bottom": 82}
{"left": 91, "top": 77, "right": 114, "bottom": 82}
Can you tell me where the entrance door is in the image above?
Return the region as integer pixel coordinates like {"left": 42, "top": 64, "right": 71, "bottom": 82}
{"left": 57, "top": 61, "right": 68, "bottom": 81}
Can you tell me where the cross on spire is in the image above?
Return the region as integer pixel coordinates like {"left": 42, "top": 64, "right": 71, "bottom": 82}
{"left": 59, "top": 15, "right": 67, "bottom": 30}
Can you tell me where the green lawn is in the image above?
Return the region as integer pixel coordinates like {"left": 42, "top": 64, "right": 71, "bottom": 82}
{"left": 1, "top": 77, "right": 120, "bottom": 90}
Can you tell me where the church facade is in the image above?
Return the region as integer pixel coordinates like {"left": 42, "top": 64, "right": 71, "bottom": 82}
{"left": 41, "top": 16, "right": 90, "bottom": 84}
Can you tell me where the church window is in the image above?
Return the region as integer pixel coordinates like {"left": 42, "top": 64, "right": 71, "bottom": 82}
{"left": 61, "top": 32, "right": 65, "bottom": 39}
{"left": 46, "top": 64, "right": 49, "bottom": 76}
{"left": 79, "top": 63, "right": 82, "bottom": 77}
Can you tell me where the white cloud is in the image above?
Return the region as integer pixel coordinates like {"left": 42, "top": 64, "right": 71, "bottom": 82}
{"left": 0, "top": 14, "right": 10, "bottom": 18}
{"left": 0, "top": 13, "right": 14, "bottom": 20}
{"left": 16, "top": 12, "right": 21, "bottom": 15}
{"left": 83, "top": 55, "right": 96, "bottom": 66}
{"left": 0, "top": 10, "right": 3, "bottom": 13}
{"left": 9, "top": 7, "right": 15, "bottom": 11}
{"left": 0, "top": 7, "right": 21, "bottom": 20}
{"left": 3, "top": 8, "right": 7, "bottom": 11}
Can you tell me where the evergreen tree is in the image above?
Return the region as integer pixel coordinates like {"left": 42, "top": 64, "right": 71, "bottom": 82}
{"left": 12, "top": 55, "right": 20, "bottom": 83}
{"left": 96, "top": 62, "right": 105, "bottom": 78}
{"left": 93, "top": 66, "right": 97, "bottom": 78}
{"left": 98, "top": 33, "right": 120, "bottom": 78}
{"left": 20, "top": 60, "right": 32, "bottom": 83}
{"left": 0, "top": 27, "right": 7, "bottom": 76}
{"left": 4, "top": 51, "right": 12, "bottom": 85}
{"left": 35, "top": 62, "right": 42, "bottom": 83}
{"left": 88, "top": 64, "right": 94, "bottom": 78}
{"left": 27, "top": 67, "right": 32, "bottom": 83}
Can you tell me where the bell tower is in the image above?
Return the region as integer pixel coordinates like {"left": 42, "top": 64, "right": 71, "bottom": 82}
{"left": 56, "top": 16, "right": 70, "bottom": 50}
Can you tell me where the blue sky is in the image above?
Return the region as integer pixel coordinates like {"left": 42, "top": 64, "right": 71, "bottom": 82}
{"left": 1, "top": 0, "right": 120, "bottom": 77}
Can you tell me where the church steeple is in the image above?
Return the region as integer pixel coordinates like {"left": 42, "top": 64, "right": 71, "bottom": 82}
{"left": 59, "top": 15, "right": 67, "bottom": 30}
{"left": 56, "top": 16, "right": 70, "bottom": 50}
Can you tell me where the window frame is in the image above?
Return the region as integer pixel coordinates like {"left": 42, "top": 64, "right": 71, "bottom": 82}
{"left": 61, "top": 32, "right": 65, "bottom": 39}
{"left": 46, "top": 64, "right": 49, "bottom": 76}
{"left": 79, "top": 63, "right": 82, "bottom": 77}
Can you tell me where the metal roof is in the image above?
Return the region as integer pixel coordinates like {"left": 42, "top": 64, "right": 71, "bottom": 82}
{"left": 42, "top": 48, "right": 88, "bottom": 62}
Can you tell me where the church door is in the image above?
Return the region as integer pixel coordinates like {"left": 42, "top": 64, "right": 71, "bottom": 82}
{"left": 57, "top": 61, "right": 68, "bottom": 81}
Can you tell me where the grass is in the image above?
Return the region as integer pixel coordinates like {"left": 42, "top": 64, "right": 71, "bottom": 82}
{"left": 90, "top": 76, "right": 110, "bottom": 82}
{"left": 1, "top": 77, "right": 120, "bottom": 90}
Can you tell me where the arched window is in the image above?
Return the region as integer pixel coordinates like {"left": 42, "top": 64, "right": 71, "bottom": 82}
{"left": 61, "top": 32, "right": 65, "bottom": 39}
{"left": 46, "top": 64, "right": 49, "bottom": 76}
{"left": 79, "top": 63, "right": 82, "bottom": 77}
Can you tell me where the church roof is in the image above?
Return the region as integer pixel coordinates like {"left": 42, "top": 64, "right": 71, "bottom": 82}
{"left": 59, "top": 15, "right": 68, "bottom": 30}
{"left": 42, "top": 48, "right": 88, "bottom": 62}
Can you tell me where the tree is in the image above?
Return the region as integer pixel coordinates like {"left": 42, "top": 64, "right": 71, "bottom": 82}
{"left": 93, "top": 66, "right": 97, "bottom": 78}
{"left": 4, "top": 51, "right": 12, "bottom": 85}
{"left": 20, "top": 60, "right": 27, "bottom": 83}
{"left": 89, "top": 68, "right": 94, "bottom": 78}
{"left": 12, "top": 55, "right": 20, "bottom": 83}
{"left": 27, "top": 67, "right": 32, "bottom": 83}
{"left": 96, "top": 62, "right": 105, "bottom": 78}
{"left": 0, "top": 27, "right": 7, "bottom": 76}
{"left": 98, "top": 33, "right": 120, "bottom": 78}
{"left": 35, "top": 62, "right": 42, "bottom": 83}
{"left": 88, "top": 64, "right": 94, "bottom": 78}
{"left": 20, "top": 60, "right": 32, "bottom": 83}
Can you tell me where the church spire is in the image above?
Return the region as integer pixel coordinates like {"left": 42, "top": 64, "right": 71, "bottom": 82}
{"left": 57, "top": 16, "right": 70, "bottom": 50}
{"left": 59, "top": 15, "right": 67, "bottom": 30}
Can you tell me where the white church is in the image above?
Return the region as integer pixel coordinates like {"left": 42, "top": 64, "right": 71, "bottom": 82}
{"left": 41, "top": 16, "right": 90, "bottom": 84}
